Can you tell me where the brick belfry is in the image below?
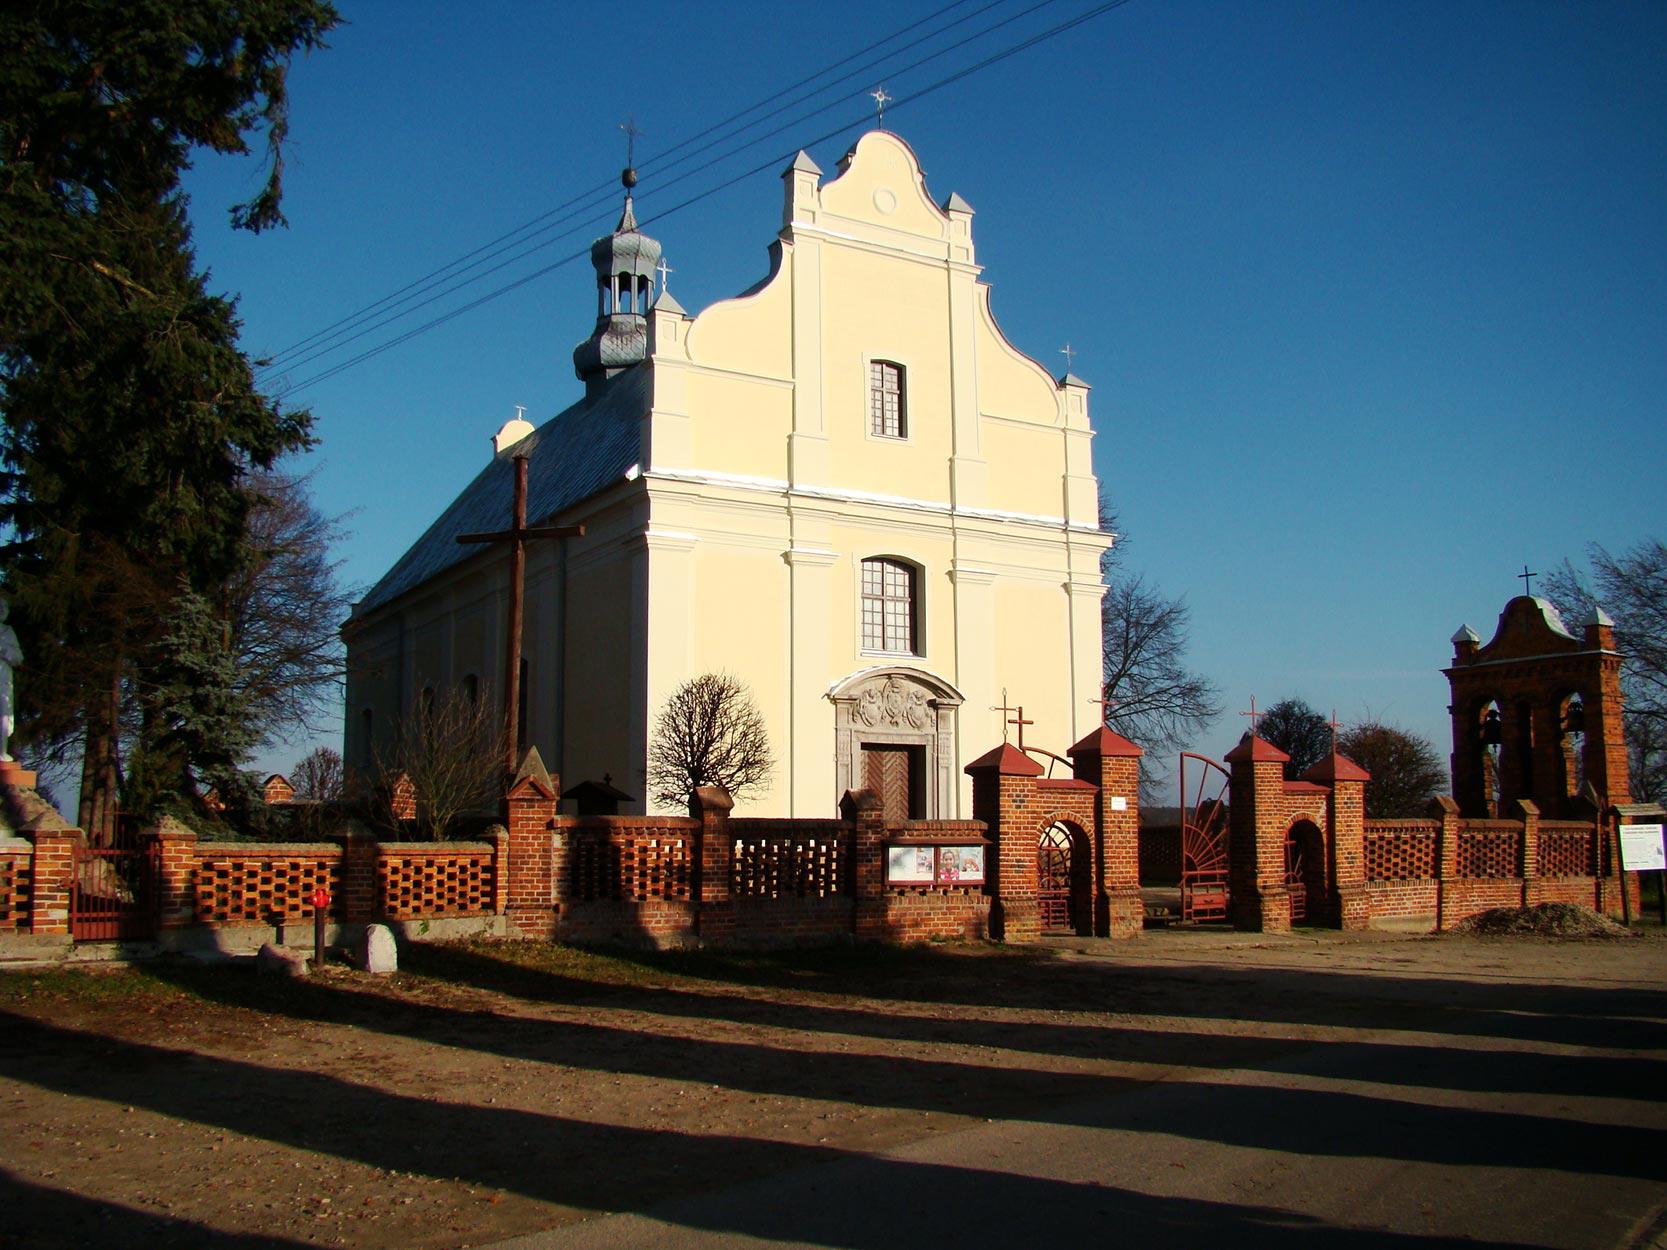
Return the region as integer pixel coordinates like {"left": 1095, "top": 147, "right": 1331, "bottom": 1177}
{"left": 1445, "top": 590, "right": 1630, "bottom": 819}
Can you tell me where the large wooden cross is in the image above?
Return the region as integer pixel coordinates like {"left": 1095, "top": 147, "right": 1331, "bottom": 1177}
{"left": 457, "top": 450, "right": 584, "bottom": 772}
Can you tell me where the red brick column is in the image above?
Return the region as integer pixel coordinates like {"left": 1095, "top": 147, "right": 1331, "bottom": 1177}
{"left": 843, "top": 788, "right": 888, "bottom": 939}
{"left": 1303, "top": 753, "right": 1370, "bottom": 929}
{"left": 152, "top": 825, "right": 199, "bottom": 932}
{"left": 28, "top": 828, "right": 79, "bottom": 935}
{"left": 1225, "top": 735, "right": 1292, "bottom": 933}
{"left": 500, "top": 748, "right": 560, "bottom": 938}
{"left": 1431, "top": 796, "right": 1462, "bottom": 931}
{"left": 1517, "top": 798, "right": 1540, "bottom": 907}
{"left": 691, "top": 785, "right": 735, "bottom": 943}
{"left": 339, "top": 831, "right": 379, "bottom": 921}
{"left": 1068, "top": 726, "right": 1143, "bottom": 938}
{"left": 967, "top": 742, "right": 1044, "bottom": 943}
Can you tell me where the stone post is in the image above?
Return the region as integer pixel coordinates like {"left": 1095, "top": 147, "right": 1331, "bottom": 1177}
{"left": 966, "top": 742, "right": 1044, "bottom": 943}
{"left": 690, "top": 785, "right": 735, "bottom": 943}
{"left": 1224, "top": 735, "right": 1292, "bottom": 933}
{"left": 500, "top": 747, "right": 559, "bottom": 939}
{"left": 1068, "top": 726, "right": 1143, "bottom": 938}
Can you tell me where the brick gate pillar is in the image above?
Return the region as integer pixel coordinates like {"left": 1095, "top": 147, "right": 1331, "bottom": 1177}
{"left": 1225, "top": 734, "right": 1292, "bottom": 933}
{"left": 967, "top": 743, "right": 1044, "bottom": 943}
{"left": 1068, "top": 726, "right": 1143, "bottom": 938}
{"left": 500, "top": 747, "right": 559, "bottom": 939}
{"left": 1304, "top": 752, "right": 1369, "bottom": 929}
{"left": 843, "top": 788, "right": 888, "bottom": 940}
{"left": 691, "top": 785, "right": 735, "bottom": 943}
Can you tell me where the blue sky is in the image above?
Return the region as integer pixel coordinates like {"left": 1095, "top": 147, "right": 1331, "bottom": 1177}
{"left": 177, "top": 0, "right": 1667, "bottom": 786}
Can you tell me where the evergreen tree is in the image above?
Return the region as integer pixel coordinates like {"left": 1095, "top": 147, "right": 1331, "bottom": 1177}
{"left": 0, "top": 2, "right": 338, "bottom": 831}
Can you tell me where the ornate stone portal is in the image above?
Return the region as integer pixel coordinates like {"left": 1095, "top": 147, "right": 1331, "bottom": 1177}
{"left": 829, "top": 667, "right": 964, "bottom": 818}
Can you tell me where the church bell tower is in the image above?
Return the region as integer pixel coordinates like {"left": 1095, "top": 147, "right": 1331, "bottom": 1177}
{"left": 572, "top": 158, "right": 662, "bottom": 396}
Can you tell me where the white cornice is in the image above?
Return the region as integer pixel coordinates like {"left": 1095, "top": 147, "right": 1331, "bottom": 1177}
{"left": 642, "top": 465, "right": 1105, "bottom": 535}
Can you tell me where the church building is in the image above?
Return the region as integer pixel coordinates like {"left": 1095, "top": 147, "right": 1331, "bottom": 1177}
{"left": 344, "top": 130, "right": 1110, "bottom": 817}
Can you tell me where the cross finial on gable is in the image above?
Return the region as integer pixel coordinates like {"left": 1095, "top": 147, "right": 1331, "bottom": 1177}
{"left": 655, "top": 258, "right": 673, "bottom": 293}
{"left": 1518, "top": 564, "right": 1537, "bottom": 597}
{"left": 869, "top": 85, "right": 892, "bottom": 128}
{"left": 1060, "top": 342, "right": 1078, "bottom": 372}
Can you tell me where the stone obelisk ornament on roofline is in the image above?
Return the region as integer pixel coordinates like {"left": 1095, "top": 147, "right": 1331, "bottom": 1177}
{"left": 458, "top": 420, "right": 585, "bottom": 774}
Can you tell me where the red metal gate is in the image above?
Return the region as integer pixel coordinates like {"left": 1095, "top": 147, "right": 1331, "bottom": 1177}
{"left": 1037, "top": 824, "right": 1075, "bottom": 932}
{"left": 72, "top": 821, "right": 158, "bottom": 941}
{"left": 1284, "top": 827, "right": 1308, "bottom": 924}
{"left": 1179, "top": 753, "right": 1230, "bottom": 922}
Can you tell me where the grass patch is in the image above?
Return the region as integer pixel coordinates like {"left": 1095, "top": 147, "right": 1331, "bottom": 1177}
{"left": 0, "top": 964, "right": 198, "bottom": 1007}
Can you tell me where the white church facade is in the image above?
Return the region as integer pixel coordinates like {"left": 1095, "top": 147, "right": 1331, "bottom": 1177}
{"left": 344, "top": 131, "right": 1110, "bottom": 817}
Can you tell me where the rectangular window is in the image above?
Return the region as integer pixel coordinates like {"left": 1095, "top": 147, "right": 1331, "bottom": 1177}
{"left": 869, "top": 360, "right": 905, "bottom": 439}
{"left": 862, "top": 558, "right": 916, "bottom": 653}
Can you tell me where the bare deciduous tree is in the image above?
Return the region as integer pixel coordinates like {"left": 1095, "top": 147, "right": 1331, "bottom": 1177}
{"left": 1097, "top": 498, "right": 1220, "bottom": 790}
{"left": 373, "top": 687, "right": 507, "bottom": 838}
{"left": 1546, "top": 538, "right": 1667, "bottom": 802}
{"left": 646, "top": 673, "right": 772, "bottom": 810}
{"left": 1337, "top": 721, "right": 1446, "bottom": 817}
{"left": 290, "top": 746, "right": 345, "bottom": 802}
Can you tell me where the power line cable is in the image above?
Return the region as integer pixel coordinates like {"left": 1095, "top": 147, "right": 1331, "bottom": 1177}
{"left": 280, "top": 0, "right": 1131, "bottom": 395}
{"left": 269, "top": 0, "right": 1067, "bottom": 382}
{"left": 260, "top": 0, "right": 1001, "bottom": 370}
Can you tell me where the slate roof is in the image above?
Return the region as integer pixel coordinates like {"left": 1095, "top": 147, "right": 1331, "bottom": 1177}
{"left": 354, "top": 365, "right": 648, "bottom": 616}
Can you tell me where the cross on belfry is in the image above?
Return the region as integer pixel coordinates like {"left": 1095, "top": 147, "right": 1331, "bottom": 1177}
{"left": 1518, "top": 564, "right": 1537, "bottom": 597}
{"left": 1060, "top": 342, "right": 1078, "bottom": 373}
{"left": 869, "top": 85, "right": 892, "bottom": 127}
{"left": 618, "top": 115, "right": 644, "bottom": 167}
{"left": 655, "top": 258, "right": 673, "bottom": 294}
{"left": 1240, "top": 695, "right": 1265, "bottom": 738}
{"left": 458, "top": 444, "right": 585, "bottom": 772}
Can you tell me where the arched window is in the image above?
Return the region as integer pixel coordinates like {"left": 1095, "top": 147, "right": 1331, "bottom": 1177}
{"left": 861, "top": 557, "right": 918, "bottom": 654}
{"left": 869, "top": 360, "right": 905, "bottom": 438}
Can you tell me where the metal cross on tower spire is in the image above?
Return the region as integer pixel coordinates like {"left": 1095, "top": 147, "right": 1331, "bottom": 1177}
{"left": 618, "top": 115, "right": 644, "bottom": 168}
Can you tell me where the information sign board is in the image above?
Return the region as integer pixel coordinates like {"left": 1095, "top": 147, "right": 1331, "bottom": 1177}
{"left": 1620, "top": 823, "right": 1665, "bottom": 872}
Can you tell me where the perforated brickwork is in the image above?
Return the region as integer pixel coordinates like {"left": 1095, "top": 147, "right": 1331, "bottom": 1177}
{"left": 1538, "top": 827, "right": 1597, "bottom": 877}
{"left": 196, "top": 851, "right": 343, "bottom": 924}
{"left": 0, "top": 854, "right": 32, "bottom": 930}
{"left": 733, "top": 833, "right": 846, "bottom": 898}
{"left": 1457, "top": 827, "right": 1521, "bottom": 878}
{"left": 568, "top": 833, "right": 692, "bottom": 902}
{"left": 1363, "top": 828, "right": 1437, "bottom": 880}
{"left": 378, "top": 845, "right": 495, "bottom": 918}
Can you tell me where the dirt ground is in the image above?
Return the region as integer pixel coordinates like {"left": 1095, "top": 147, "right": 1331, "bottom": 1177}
{"left": 0, "top": 926, "right": 1662, "bottom": 1250}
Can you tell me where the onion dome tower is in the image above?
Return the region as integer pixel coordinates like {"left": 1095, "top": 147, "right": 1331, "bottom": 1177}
{"left": 573, "top": 163, "right": 662, "bottom": 394}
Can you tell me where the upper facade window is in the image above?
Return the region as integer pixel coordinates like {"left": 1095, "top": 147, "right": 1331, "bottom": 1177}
{"left": 862, "top": 557, "right": 917, "bottom": 654}
{"left": 869, "top": 360, "right": 906, "bottom": 439}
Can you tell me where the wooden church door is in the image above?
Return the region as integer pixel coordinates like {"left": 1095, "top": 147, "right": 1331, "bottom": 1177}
{"left": 862, "top": 745, "right": 924, "bottom": 824}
